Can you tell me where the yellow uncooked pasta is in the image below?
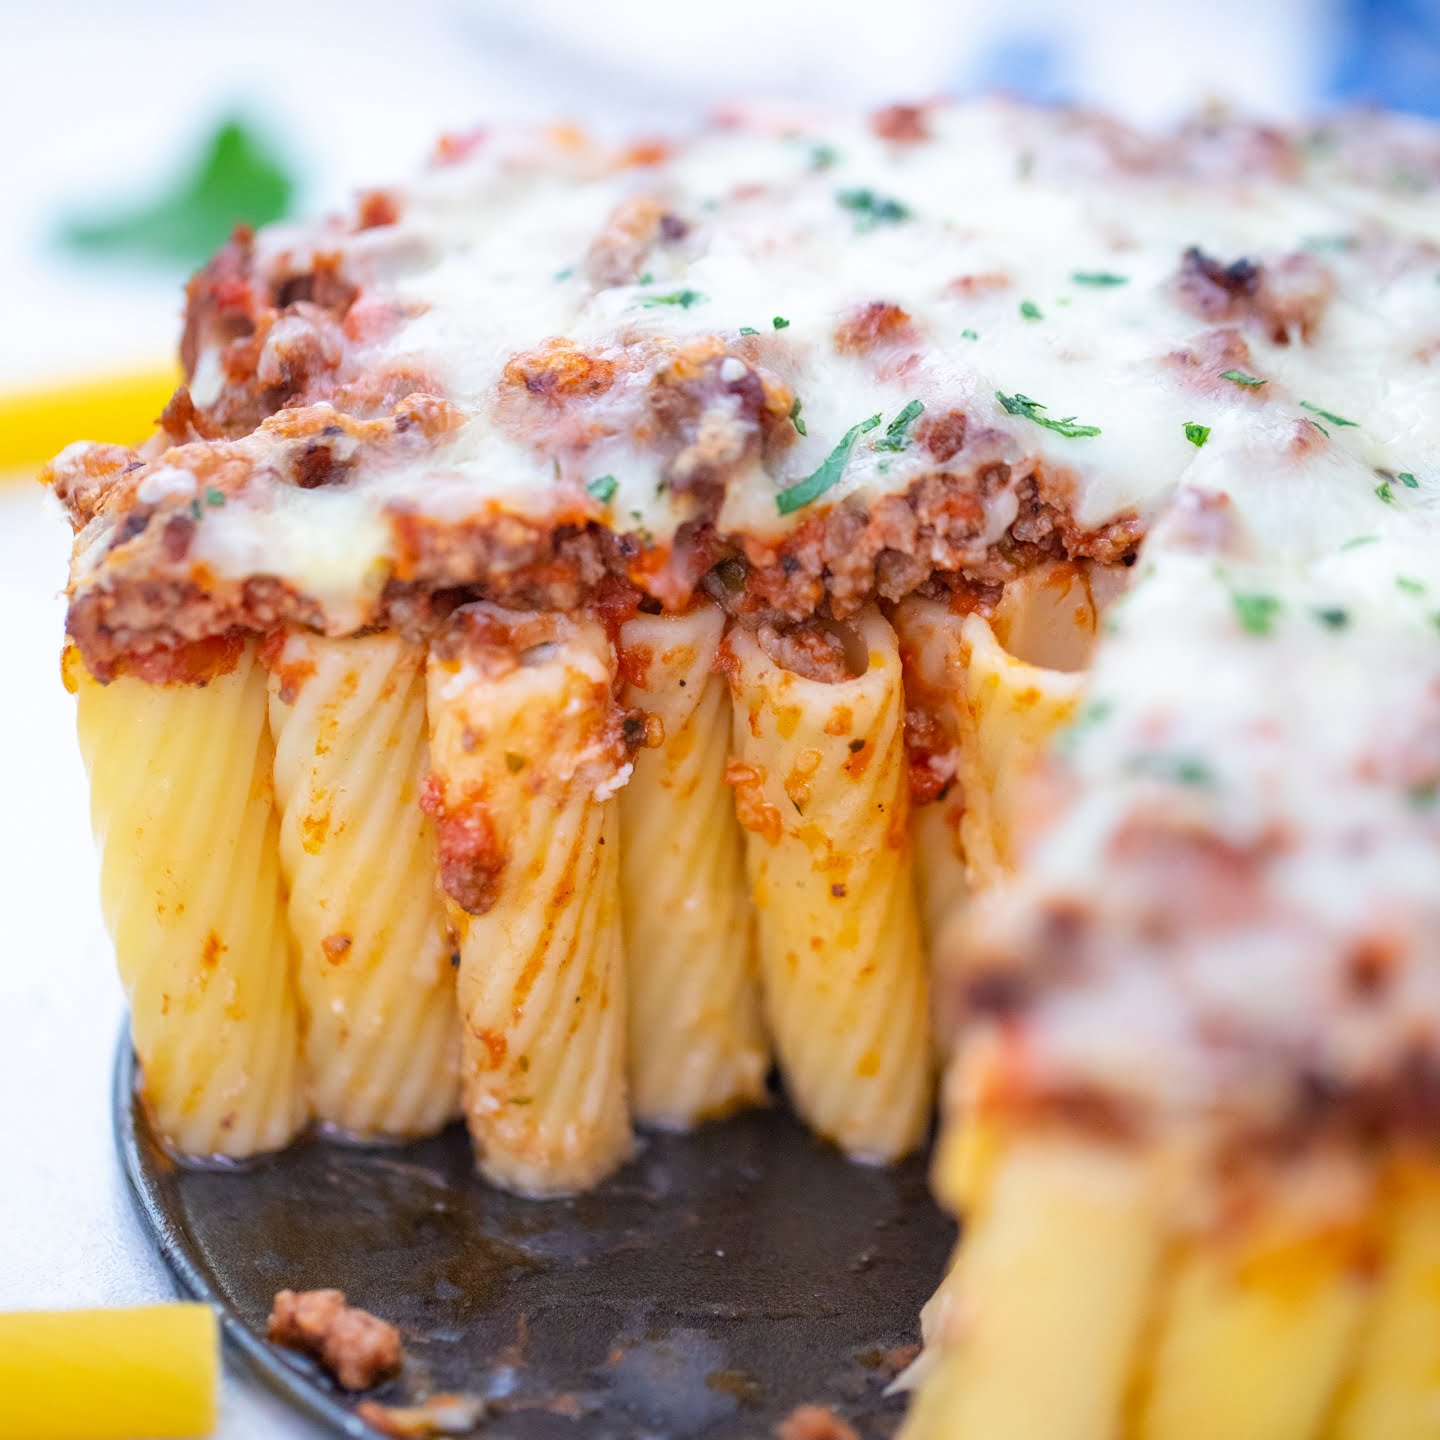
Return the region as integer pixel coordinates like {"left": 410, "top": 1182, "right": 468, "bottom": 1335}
{"left": 73, "top": 641, "right": 306, "bottom": 1158}
{"left": 266, "top": 630, "right": 460, "bottom": 1140}
{"left": 426, "top": 605, "right": 631, "bottom": 1196}
{"left": 618, "top": 604, "right": 768, "bottom": 1128}
{"left": 724, "top": 608, "right": 931, "bottom": 1163}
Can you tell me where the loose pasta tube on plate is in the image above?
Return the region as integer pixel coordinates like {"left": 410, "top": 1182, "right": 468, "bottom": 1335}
{"left": 426, "top": 605, "right": 631, "bottom": 1195}
{"left": 723, "top": 607, "right": 931, "bottom": 1162}
{"left": 266, "top": 630, "right": 460, "bottom": 1140}
{"left": 618, "top": 604, "right": 768, "bottom": 1128}
{"left": 72, "top": 640, "right": 306, "bottom": 1159}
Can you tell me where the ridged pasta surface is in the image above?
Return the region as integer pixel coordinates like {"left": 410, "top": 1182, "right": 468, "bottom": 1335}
{"left": 725, "top": 607, "right": 931, "bottom": 1162}
{"left": 426, "top": 609, "right": 631, "bottom": 1196}
{"left": 74, "top": 643, "right": 305, "bottom": 1158}
{"left": 267, "top": 631, "right": 459, "bottom": 1139}
{"left": 618, "top": 606, "right": 768, "bottom": 1128}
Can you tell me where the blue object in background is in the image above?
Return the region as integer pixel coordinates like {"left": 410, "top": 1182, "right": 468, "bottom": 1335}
{"left": 1331, "top": 0, "right": 1440, "bottom": 113}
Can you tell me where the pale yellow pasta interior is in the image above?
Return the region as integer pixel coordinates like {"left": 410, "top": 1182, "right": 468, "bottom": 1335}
{"left": 618, "top": 606, "right": 769, "bottom": 1129}
{"left": 75, "top": 643, "right": 307, "bottom": 1158}
{"left": 425, "top": 610, "right": 632, "bottom": 1196}
{"left": 725, "top": 607, "right": 933, "bottom": 1163}
{"left": 267, "top": 630, "right": 460, "bottom": 1140}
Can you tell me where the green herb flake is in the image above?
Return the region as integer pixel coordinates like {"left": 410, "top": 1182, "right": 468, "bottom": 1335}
{"left": 1020, "top": 299, "right": 1043, "bottom": 321}
{"left": 553, "top": 265, "right": 574, "bottom": 282}
{"left": 775, "top": 414, "right": 882, "bottom": 515}
{"left": 772, "top": 315, "right": 790, "bottom": 330}
{"left": 1376, "top": 480, "right": 1396, "bottom": 505}
{"left": 641, "top": 288, "right": 705, "bottom": 309}
{"left": 62, "top": 115, "right": 296, "bottom": 266}
{"left": 996, "top": 391, "right": 1101, "bottom": 439}
{"left": 1232, "top": 591, "right": 1282, "bottom": 636}
{"left": 1130, "top": 752, "right": 1215, "bottom": 788}
{"left": 204, "top": 487, "right": 226, "bottom": 507}
{"left": 1302, "top": 234, "right": 1354, "bottom": 253}
{"left": 1342, "top": 535, "right": 1379, "bottom": 551}
{"left": 789, "top": 397, "right": 807, "bottom": 437}
{"left": 1397, "top": 576, "right": 1427, "bottom": 595}
{"left": 586, "top": 474, "right": 618, "bottom": 504}
{"left": 809, "top": 143, "right": 840, "bottom": 171}
{"left": 504, "top": 752, "right": 527, "bottom": 773}
{"left": 1184, "top": 422, "right": 1210, "bottom": 448}
{"left": 1399, "top": 471, "right": 1420, "bottom": 489}
{"left": 1409, "top": 781, "right": 1439, "bottom": 810}
{"left": 1220, "top": 368, "right": 1267, "bottom": 389}
{"left": 836, "top": 188, "right": 911, "bottom": 228}
{"left": 1071, "top": 271, "right": 1129, "bottom": 286}
{"left": 1059, "top": 697, "right": 1114, "bottom": 753}
{"left": 1313, "top": 606, "right": 1350, "bottom": 630}
{"left": 188, "top": 498, "right": 203, "bottom": 521}
{"left": 961, "top": 328, "right": 979, "bottom": 340}
{"left": 738, "top": 326, "right": 760, "bottom": 336}
{"left": 1300, "top": 400, "right": 1358, "bottom": 428}
{"left": 875, "top": 399, "right": 925, "bottom": 452}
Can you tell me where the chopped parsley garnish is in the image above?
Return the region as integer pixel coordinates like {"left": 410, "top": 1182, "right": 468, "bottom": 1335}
{"left": 1184, "top": 422, "right": 1210, "bottom": 448}
{"left": 587, "top": 474, "right": 618, "bottom": 504}
{"left": 204, "top": 486, "right": 225, "bottom": 507}
{"left": 1409, "top": 781, "right": 1439, "bottom": 810}
{"left": 772, "top": 315, "right": 790, "bottom": 330}
{"left": 1398, "top": 471, "right": 1420, "bottom": 489}
{"left": 641, "top": 288, "right": 705, "bottom": 309}
{"left": 1397, "top": 576, "right": 1426, "bottom": 595}
{"left": 1071, "top": 271, "right": 1128, "bottom": 286}
{"left": 1376, "top": 480, "right": 1396, "bottom": 504}
{"left": 836, "top": 188, "right": 911, "bottom": 228}
{"left": 1232, "top": 591, "right": 1282, "bottom": 635}
{"left": 1300, "top": 400, "right": 1358, "bottom": 428}
{"left": 1130, "top": 752, "right": 1215, "bottom": 787}
{"left": 809, "top": 143, "right": 840, "bottom": 171}
{"left": 1220, "top": 369, "right": 1267, "bottom": 388}
{"left": 1313, "top": 606, "right": 1349, "bottom": 629}
{"left": 874, "top": 399, "right": 925, "bottom": 452}
{"left": 1341, "top": 535, "right": 1379, "bottom": 551}
{"left": 775, "top": 413, "right": 881, "bottom": 515}
{"left": 187, "top": 499, "right": 203, "bottom": 520}
{"left": 738, "top": 326, "right": 759, "bottom": 336}
{"left": 996, "top": 391, "right": 1101, "bottom": 438}
{"left": 1020, "top": 299, "right": 1043, "bottom": 321}
{"left": 1302, "top": 234, "right": 1354, "bottom": 252}
{"left": 789, "top": 397, "right": 807, "bottom": 437}
{"left": 961, "top": 328, "right": 979, "bottom": 340}
{"left": 553, "top": 265, "right": 574, "bottom": 282}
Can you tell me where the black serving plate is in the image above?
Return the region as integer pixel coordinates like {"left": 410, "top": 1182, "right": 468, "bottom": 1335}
{"left": 115, "top": 1040, "right": 953, "bottom": 1439}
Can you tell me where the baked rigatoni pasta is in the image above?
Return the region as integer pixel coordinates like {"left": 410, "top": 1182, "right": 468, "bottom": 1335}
{"left": 265, "top": 629, "right": 459, "bottom": 1139}
{"left": 424, "top": 605, "right": 632, "bottom": 1195}
{"left": 44, "top": 93, "right": 1440, "bottom": 1436}
{"left": 71, "top": 640, "right": 307, "bottom": 1159}
{"left": 617, "top": 603, "right": 768, "bottom": 1128}
{"left": 724, "top": 608, "right": 932, "bottom": 1162}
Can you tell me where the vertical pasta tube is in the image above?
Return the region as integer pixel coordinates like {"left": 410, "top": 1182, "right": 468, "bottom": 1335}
{"left": 266, "top": 630, "right": 459, "bottom": 1140}
{"left": 425, "top": 605, "right": 632, "bottom": 1196}
{"left": 1332, "top": 1157, "right": 1440, "bottom": 1440}
{"left": 900, "top": 1135, "right": 1166, "bottom": 1440}
{"left": 617, "top": 605, "right": 768, "bottom": 1128}
{"left": 892, "top": 597, "right": 969, "bottom": 947}
{"left": 724, "top": 607, "right": 931, "bottom": 1162}
{"left": 72, "top": 640, "right": 306, "bottom": 1158}
{"left": 1135, "top": 1153, "right": 1374, "bottom": 1440}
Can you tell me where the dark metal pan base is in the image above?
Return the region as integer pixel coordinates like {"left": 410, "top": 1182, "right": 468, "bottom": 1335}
{"left": 116, "top": 1040, "right": 954, "bottom": 1438}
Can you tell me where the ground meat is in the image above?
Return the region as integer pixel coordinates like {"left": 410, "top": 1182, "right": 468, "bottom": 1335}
{"left": 355, "top": 1395, "right": 486, "bottom": 1437}
{"left": 1173, "top": 246, "right": 1333, "bottom": 344}
{"left": 268, "top": 1289, "right": 403, "bottom": 1391}
{"left": 774, "top": 1404, "right": 862, "bottom": 1440}
{"left": 420, "top": 775, "right": 505, "bottom": 916}
{"left": 832, "top": 300, "right": 917, "bottom": 354}
{"left": 586, "top": 194, "right": 667, "bottom": 287}
{"left": 871, "top": 104, "right": 930, "bottom": 144}
{"left": 756, "top": 620, "right": 855, "bottom": 683}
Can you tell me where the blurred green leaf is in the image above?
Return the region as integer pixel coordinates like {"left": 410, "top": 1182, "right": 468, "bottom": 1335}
{"left": 62, "top": 116, "right": 296, "bottom": 265}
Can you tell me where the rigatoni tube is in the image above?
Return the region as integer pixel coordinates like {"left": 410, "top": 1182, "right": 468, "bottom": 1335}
{"left": 618, "top": 604, "right": 768, "bottom": 1128}
{"left": 425, "top": 605, "right": 632, "bottom": 1196}
{"left": 723, "top": 607, "right": 931, "bottom": 1162}
{"left": 266, "top": 630, "right": 459, "bottom": 1140}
